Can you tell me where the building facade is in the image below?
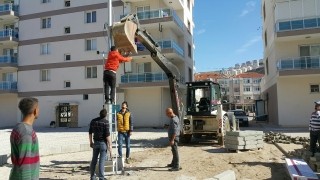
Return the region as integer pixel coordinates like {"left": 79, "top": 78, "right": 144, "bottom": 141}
{"left": 262, "top": 0, "right": 320, "bottom": 126}
{"left": 0, "top": 0, "right": 194, "bottom": 128}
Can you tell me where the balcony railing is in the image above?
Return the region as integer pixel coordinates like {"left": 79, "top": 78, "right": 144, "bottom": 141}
{"left": 136, "top": 40, "right": 184, "bottom": 57}
{"left": 0, "top": 3, "right": 18, "bottom": 13}
{"left": 136, "top": 8, "right": 184, "bottom": 30}
{"left": 0, "top": 81, "right": 17, "bottom": 90}
{"left": 277, "top": 16, "right": 320, "bottom": 32}
{"left": 0, "top": 56, "right": 17, "bottom": 64}
{"left": 121, "top": 72, "right": 168, "bottom": 83}
{"left": 0, "top": 29, "right": 18, "bottom": 38}
{"left": 278, "top": 56, "right": 320, "bottom": 70}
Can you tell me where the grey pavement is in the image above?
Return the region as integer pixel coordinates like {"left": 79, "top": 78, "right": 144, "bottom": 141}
{"left": 0, "top": 126, "right": 168, "bottom": 166}
{"left": 0, "top": 122, "right": 310, "bottom": 166}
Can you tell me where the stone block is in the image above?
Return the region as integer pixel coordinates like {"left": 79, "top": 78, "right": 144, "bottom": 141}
{"left": 245, "top": 140, "right": 257, "bottom": 145}
{"left": 212, "top": 170, "right": 236, "bottom": 180}
{"left": 244, "top": 144, "right": 257, "bottom": 149}
{"left": 225, "top": 136, "right": 245, "bottom": 141}
{"left": 225, "top": 139, "right": 245, "bottom": 146}
{"left": 61, "top": 144, "right": 80, "bottom": 153}
{"left": 80, "top": 143, "right": 90, "bottom": 151}
{"left": 225, "top": 144, "right": 244, "bottom": 150}
{"left": 226, "top": 130, "right": 263, "bottom": 137}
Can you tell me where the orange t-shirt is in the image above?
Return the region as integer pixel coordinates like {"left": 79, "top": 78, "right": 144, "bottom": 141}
{"left": 104, "top": 51, "right": 131, "bottom": 71}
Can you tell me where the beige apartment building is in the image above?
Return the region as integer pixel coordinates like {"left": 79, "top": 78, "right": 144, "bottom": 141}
{"left": 0, "top": 0, "right": 194, "bottom": 128}
{"left": 262, "top": 0, "right": 320, "bottom": 126}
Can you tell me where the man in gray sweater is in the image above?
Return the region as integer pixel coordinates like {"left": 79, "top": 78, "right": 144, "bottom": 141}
{"left": 165, "top": 108, "right": 181, "bottom": 171}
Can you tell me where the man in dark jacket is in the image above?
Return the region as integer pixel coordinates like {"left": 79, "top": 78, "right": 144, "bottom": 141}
{"left": 89, "top": 109, "right": 112, "bottom": 180}
{"left": 165, "top": 108, "right": 181, "bottom": 171}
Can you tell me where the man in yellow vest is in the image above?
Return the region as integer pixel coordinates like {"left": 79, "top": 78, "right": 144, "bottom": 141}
{"left": 117, "top": 101, "right": 133, "bottom": 163}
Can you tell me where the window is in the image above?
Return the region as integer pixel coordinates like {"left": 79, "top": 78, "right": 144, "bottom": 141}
{"left": 42, "top": 0, "right": 51, "bottom": 3}
{"left": 41, "top": 17, "right": 51, "bottom": 29}
{"left": 85, "top": 11, "right": 96, "bottom": 23}
{"left": 245, "top": 96, "right": 252, "bottom": 100}
{"left": 266, "top": 58, "right": 269, "bottom": 75}
{"left": 187, "top": 0, "right": 190, "bottom": 10}
{"left": 243, "top": 78, "right": 251, "bottom": 84}
{"left": 263, "top": 3, "right": 266, "bottom": 21}
{"left": 187, "top": 20, "right": 191, "bottom": 33}
{"left": 65, "top": 0, "right": 70, "bottom": 7}
{"left": 64, "top": 27, "right": 70, "bottom": 34}
{"left": 85, "top": 39, "right": 97, "bottom": 51}
{"left": 234, "top": 87, "right": 240, "bottom": 92}
{"left": 264, "top": 31, "right": 267, "bottom": 47}
{"left": 64, "top": 81, "right": 71, "bottom": 88}
{"left": 83, "top": 94, "right": 89, "bottom": 100}
{"left": 243, "top": 86, "right": 251, "bottom": 92}
{"left": 40, "top": 43, "right": 50, "bottom": 55}
{"left": 310, "top": 84, "right": 319, "bottom": 93}
{"left": 253, "top": 79, "right": 261, "bottom": 84}
{"left": 188, "top": 43, "right": 192, "bottom": 58}
{"left": 234, "top": 79, "right": 239, "bottom": 84}
{"left": 40, "top": 70, "right": 50, "bottom": 82}
{"left": 64, "top": 54, "right": 71, "bottom": 61}
{"left": 254, "top": 87, "right": 260, "bottom": 92}
{"left": 86, "top": 66, "right": 97, "bottom": 78}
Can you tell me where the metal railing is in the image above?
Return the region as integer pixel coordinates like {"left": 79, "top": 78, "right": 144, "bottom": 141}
{"left": 136, "top": 8, "right": 184, "bottom": 30}
{"left": 121, "top": 72, "right": 185, "bottom": 84}
{"left": 276, "top": 16, "right": 320, "bottom": 32}
{"left": 121, "top": 72, "right": 168, "bottom": 83}
{"left": 277, "top": 56, "right": 320, "bottom": 70}
{"left": 0, "top": 81, "right": 17, "bottom": 90}
{"left": 136, "top": 39, "right": 184, "bottom": 57}
{"left": 0, "top": 3, "right": 18, "bottom": 13}
{"left": 0, "top": 56, "right": 17, "bottom": 64}
{"left": 0, "top": 29, "right": 18, "bottom": 38}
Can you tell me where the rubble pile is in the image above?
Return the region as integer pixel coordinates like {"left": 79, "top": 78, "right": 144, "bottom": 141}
{"left": 264, "top": 131, "right": 309, "bottom": 145}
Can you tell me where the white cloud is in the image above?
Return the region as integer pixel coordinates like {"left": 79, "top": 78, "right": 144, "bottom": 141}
{"left": 196, "top": 29, "right": 206, "bottom": 35}
{"left": 236, "top": 36, "right": 261, "bottom": 53}
{"left": 240, "top": 1, "right": 256, "bottom": 17}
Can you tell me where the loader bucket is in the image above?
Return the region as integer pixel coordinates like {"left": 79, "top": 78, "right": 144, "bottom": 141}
{"left": 112, "top": 21, "right": 138, "bottom": 54}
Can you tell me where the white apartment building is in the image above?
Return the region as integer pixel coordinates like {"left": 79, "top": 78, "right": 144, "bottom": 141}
{"left": 0, "top": 0, "right": 19, "bottom": 128}
{"left": 0, "top": 0, "right": 194, "bottom": 128}
{"left": 262, "top": 0, "right": 320, "bottom": 126}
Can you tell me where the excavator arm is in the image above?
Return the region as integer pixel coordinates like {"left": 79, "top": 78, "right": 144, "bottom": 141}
{"left": 111, "top": 14, "right": 182, "bottom": 118}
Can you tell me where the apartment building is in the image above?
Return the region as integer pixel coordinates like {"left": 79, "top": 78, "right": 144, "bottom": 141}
{"left": 195, "top": 72, "right": 263, "bottom": 112}
{"left": 0, "top": 0, "right": 19, "bottom": 128}
{"left": 0, "top": 0, "right": 194, "bottom": 128}
{"left": 118, "top": 0, "right": 194, "bottom": 127}
{"left": 262, "top": 0, "right": 320, "bottom": 126}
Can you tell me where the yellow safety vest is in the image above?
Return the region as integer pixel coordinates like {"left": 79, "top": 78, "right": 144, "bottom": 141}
{"left": 117, "top": 111, "right": 131, "bottom": 132}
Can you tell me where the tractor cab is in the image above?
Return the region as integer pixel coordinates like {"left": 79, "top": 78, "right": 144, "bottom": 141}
{"left": 186, "top": 80, "right": 222, "bottom": 116}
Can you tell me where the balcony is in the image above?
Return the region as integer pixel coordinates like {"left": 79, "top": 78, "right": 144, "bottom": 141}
{"left": 136, "top": 8, "right": 184, "bottom": 32}
{"left": 277, "top": 56, "right": 320, "bottom": 76}
{"left": 121, "top": 72, "right": 168, "bottom": 83}
{"left": 276, "top": 16, "right": 320, "bottom": 38}
{"left": 0, "top": 55, "right": 18, "bottom": 68}
{"left": 135, "top": 40, "right": 184, "bottom": 60}
{"left": 123, "top": 0, "right": 183, "bottom": 10}
{"left": 0, "top": 81, "right": 17, "bottom": 93}
{"left": 0, "top": 29, "right": 18, "bottom": 45}
{"left": 0, "top": 3, "right": 19, "bottom": 21}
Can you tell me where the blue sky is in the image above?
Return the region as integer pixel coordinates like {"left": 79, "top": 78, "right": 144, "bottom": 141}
{"left": 193, "top": 0, "right": 263, "bottom": 72}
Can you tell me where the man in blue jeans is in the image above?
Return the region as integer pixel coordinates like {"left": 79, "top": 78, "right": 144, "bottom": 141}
{"left": 117, "top": 101, "right": 133, "bottom": 163}
{"left": 89, "top": 109, "right": 112, "bottom": 180}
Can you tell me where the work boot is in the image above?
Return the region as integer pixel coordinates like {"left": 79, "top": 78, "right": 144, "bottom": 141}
{"left": 125, "top": 158, "right": 131, "bottom": 164}
{"left": 168, "top": 166, "right": 182, "bottom": 171}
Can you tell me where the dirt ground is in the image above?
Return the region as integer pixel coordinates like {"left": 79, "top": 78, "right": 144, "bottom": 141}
{"left": 26, "top": 139, "right": 302, "bottom": 180}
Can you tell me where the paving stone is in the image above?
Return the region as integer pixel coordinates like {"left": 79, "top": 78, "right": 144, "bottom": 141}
{"left": 225, "top": 144, "right": 244, "bottom": 150}
{"left": 226, "top": 131, "right": 263, "bottom": 137}
{"left": 225, "top": 136, "right": 245, "bottom": 141}
{"left": 225, "top": 139, "right": 246, "bottom": 146}
{"left": 244, "top": 144, "right": 257, "bottom": 149}
{"left": 245, "top": 140, "right": 257, "bottom": 145}
{"left": 212, "top": 170, "right": 236, "bottom": 180}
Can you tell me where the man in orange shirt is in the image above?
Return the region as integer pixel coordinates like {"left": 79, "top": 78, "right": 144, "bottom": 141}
{"left": 104, "top": 46, "right": 132, "bottom": 104}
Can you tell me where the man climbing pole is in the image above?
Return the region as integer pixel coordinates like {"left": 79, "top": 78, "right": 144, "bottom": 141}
{"left": 103, "top": 46, "right": 132, "bottom": 104}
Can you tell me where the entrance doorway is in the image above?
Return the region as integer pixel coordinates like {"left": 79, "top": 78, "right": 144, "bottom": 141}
{"left": 56, "top": 103, "right": 78, "bottom": 127}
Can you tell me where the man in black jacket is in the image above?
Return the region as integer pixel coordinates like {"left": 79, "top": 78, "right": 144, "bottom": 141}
{"left": 89, "top": 109, "right": 112, "bottom": 180}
